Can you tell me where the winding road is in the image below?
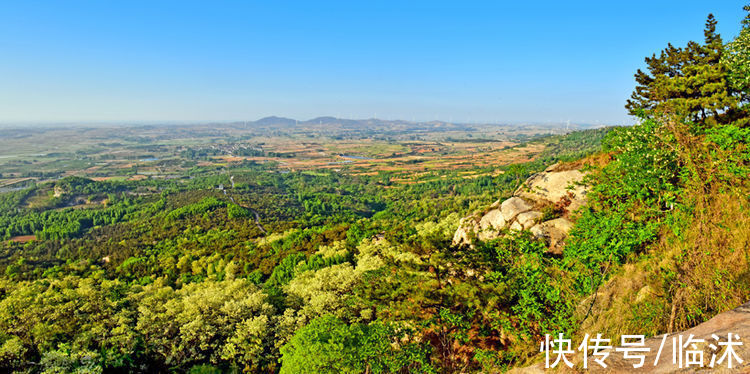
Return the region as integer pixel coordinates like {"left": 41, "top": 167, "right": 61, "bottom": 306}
{"left": 224, "top": 177, "right": 267, "bottom": 234}
{"left": 248, "top": 208, "right": 267, "bottom": 234}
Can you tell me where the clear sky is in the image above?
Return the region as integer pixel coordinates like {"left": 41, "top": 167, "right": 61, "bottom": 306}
{"left": 0, "top": 1, "right": 747, "bottom": 125}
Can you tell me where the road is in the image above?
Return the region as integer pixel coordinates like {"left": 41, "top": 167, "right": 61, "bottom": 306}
{"left": 224, "top": 187, "right": 267, "bottom": 234}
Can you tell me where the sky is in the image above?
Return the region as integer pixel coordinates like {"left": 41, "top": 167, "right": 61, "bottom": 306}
{"left": 0, "top": 1, "right": 747, "bottom": 126}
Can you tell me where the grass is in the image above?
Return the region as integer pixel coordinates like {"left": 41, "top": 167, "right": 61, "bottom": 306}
{"left": 573, "top": 188, "right": 750, "bottom": 342}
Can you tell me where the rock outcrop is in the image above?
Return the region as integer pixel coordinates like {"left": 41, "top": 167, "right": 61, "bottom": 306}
{"left": 529, "top": 217, "right": 575, "bottom": 253}
{"left": 594, "top": 300, "right": 750, "bottom": 373}
{"left": 516, "top": 167, "right": 588, "bottom": 213}
{"left": 452, "top": 163, "right": 588, "bottom": 253}
{"left": 510, "top": 300, "right": 750, "bottom": 373}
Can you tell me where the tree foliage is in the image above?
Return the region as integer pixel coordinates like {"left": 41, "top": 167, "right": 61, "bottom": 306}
{"left": 279, "top": 315, "right": 433, "bottom": 374}
{"left": 626, "top": 14, "right": 745, "bottom": 126}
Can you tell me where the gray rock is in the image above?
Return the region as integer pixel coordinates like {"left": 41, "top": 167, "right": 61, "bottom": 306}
{"left": 544, "top": 217, "right": 574, "bottom": 233}
{"left": 529, "top": 218, "right": 574, "bottom": 254}
{"left": 516, "top": 210, "right": 543, "bottom": 230}
{"left": 500, "top": 197, "right": 533, "bottom": 222}
{"left": 479, "top": 209, "right": 506, "bottom": 231}
{"left": 516, "top": 169, "right": 588, "bottom": 213}
{"left": 528, "top": 223, "right": 544, "bottom": 238}
{"left": 587, "top": 300, "right": 750, "bottom": 373}
{"left": 453, "top": 166, "right": 589, "bottom": 248}
{"left": 477, "top": 229, "right": 499, "bottom": 241}
{"left": 452, "top": 216, "right": 479, "bottom": 246}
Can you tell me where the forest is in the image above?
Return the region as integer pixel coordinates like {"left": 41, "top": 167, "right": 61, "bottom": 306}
{"left": 0, "top": 6, "right": 749, "bottom": 374}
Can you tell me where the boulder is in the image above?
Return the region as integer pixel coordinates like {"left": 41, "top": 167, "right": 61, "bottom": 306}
{"left": 516, "top": 210, "right": 543, "bottom": 230}
{"left": 479, "top": 209, "right": 507, "bottom": 231}
{"left": 516, "top": 168, "right": 587, "bottom": 213}
{"left": 477, "top": 229, "right": 500, "bottom": 242}
{"left": 452, "top": 216, "right": 480, "bottom": 246}
{"left": 529, "top": 217, "right": 574, "bottom": 254}
{"left": 500, "top": 197, "right": 533, "bottom": 222}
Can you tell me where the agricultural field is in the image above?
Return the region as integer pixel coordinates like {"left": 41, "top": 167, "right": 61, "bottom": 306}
{"left": 0, "top": 118, "right": 587, "bottom": 187}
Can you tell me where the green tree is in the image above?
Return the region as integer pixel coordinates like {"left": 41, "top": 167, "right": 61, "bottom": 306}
{"left": 133, "top": 278, "right": 275, "bottom": 371}
{"left": 279, "top": 316, "right": 433, "bottom": 374}
{"left": 625, "top": 14, "right": 741, "bottom": 126}
{"left": 722, "top": 5, "right": 750, "bottom": 106}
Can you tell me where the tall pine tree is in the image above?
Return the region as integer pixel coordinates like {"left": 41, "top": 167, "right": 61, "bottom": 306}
{"left": 626, "top": 14, "right": 742, "bottom": 126}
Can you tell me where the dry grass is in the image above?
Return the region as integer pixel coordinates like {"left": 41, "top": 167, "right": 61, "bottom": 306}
{"left": 575, "top": 188, "right": 750, "bottom": 341}
{"left": 547, "top": 152, "right": 612, "bottom": 172}
{"left": 668, "top": 190, "right": 750, "bottom": 332}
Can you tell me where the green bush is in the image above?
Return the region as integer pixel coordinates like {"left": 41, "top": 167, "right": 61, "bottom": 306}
{"left": 280, "top": 315, "right": 434, "bottom": 374}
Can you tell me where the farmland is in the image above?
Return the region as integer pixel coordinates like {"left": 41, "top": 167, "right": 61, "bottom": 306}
{"left": 0, "top": 118, "right": 587, "bottom": 187}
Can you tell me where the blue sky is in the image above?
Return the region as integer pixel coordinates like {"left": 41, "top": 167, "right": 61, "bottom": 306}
{"left": 0, "top": 1, "right": 747, "bottom": 125}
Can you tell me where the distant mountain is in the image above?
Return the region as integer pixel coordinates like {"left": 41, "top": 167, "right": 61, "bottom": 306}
{"left": 301, "top": 117, "right": 402, "bottom": 128}
{"left": 239, "top": 116, "right": 613, "bottom": 133}
{"left": 252, "top": 116, "right": 297, "bottom": 126}
{"left": 303, "top": 116, "right": 339, "bottom": 125}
